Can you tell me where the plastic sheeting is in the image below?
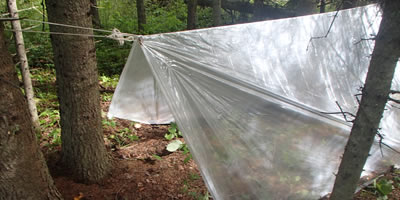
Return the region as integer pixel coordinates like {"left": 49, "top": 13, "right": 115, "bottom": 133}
{"left": 109, "top": 4, "right": 400, "bottom": 200}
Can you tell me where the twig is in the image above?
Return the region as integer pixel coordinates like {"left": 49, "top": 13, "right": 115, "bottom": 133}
{"left": 321, "top": 101, "right": 356, "bottom": 122}
{"left": 306, "top": 0, "right": 343, "bottom": 51}
{"left": 354, "top": 37, "right": 376, "bottom": 45}
{"left": 388, "top": 97, "right": 400, "bottom": 104}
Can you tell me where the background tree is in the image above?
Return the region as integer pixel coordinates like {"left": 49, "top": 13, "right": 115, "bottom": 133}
{"left": 330, "top": 1, "right": 400, "bottom": 199}
{"left": 187, "top": 0, "right": 197, "bottom": 30}
{"left": 7, "top": 0, "right": 40, "bottom": 131}
{"left": 253, "top": 0, "right": 264, "bottom": 21}
{"left": 343, "top": 0, "right": 358, "bottom": 9}
{"left": 45, "top": 0, "right": 111, "bottom": 183}
{"left": 0, "top": 22, "right": 62, "bottom": 200}
{"left": 90, "top": 0, "right": 101, "bottom": 28}
{"left": 137, "top": 0, "right": 146, "bottom": 32}
{"left": 212, "top": 0, "right": 222, "bottom": 26}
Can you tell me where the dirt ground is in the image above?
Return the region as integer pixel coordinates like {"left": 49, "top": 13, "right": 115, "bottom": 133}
{"left": 45, "top": 121, "right": 208, "bottom": 200}
{"left": 40, "top": 100, "right": 400, "bottom": 200}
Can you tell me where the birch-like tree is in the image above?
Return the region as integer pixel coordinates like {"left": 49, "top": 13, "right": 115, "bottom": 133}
{"left": 7, "top": 0, "right": 40, "bottom": 131}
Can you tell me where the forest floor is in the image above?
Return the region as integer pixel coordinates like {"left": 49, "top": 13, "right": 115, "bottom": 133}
{"left": 33, "top": 67, "right": 400, "bottom": 200}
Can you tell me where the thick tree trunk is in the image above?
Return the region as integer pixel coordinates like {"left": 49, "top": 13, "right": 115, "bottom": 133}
{"left": 90, "top": 0, "right": 101, "bottom": 28}
{"left": 6, "top": 0, "right": 40, "bottom": 132}
{"left": 330, "top": 1, "right": 400, "bottom": 200}
{"left": 137, "top": 0, "right": 146, "bottom": 32}
{"left": 187, "top": 0, "right": 197, "bottom": 30}
{"left": 212, "top": 0, "right": 222, "bottom": 26}
{"left": 45, "top": 0, "right": 111, "bottom": 183}
{"left": 0, "top": 22, "right": 63, "bottom": 200}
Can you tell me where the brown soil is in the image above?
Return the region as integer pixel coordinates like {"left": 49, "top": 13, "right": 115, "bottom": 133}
{"left": 45, "top": 120, "right": 208, "bottom": 200}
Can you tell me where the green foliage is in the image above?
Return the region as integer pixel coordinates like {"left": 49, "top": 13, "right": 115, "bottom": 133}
{"left": 108, "top": 126, "right": 139, "bottom": 147}
{"left": 374, "top": 179, "right": 393, "bottom": 198}
{"left": 165, "top": 122, "right": 182, "bottom": 140}
{"left": 102, "top": 118, "right": 117, "bottom": 128}
{"left": 95, "top": 38, "right": 131, "bottom": 76}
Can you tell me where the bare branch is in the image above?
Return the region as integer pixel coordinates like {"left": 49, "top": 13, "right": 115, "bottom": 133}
{"left": 321, "top": 101, "right": 355, "bottom": 123}
{"left": 388, "top": 97, "right": 400, "bottom": 104}
{"left": 306, "top": 1, "right": 343, "bottom": 51}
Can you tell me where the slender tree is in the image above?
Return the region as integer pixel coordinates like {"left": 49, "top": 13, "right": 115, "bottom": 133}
{"left": 187, "top": 0, "right": 197, "bottom": 30}
{"left": 253, "top": 0, "right": 264, "bottom": 21}
{"left": 0, "top": 22, "right": 63, "bottom": 200}
{"left": 137, "top": 0, "right": 146, "bottom": 32}
{"left": 45, "top": 0, "right": 111, "bottom": 183}
{"left": 7, "top": 0, "right": 40, "bottom": 131}
{"left": 330, "top": 1, "right": 400, "bottom": 199}
{"left": 320, "top": 0, "right": 326, "bottom": 13}
{"left": 343, "top": 0, "right": 358, "bottom": 9}
{"left": 90, "top": 0, "right": 101, "bottom": 28}
{"left": 212, "top": 0, "right": 222, "bottom": 26}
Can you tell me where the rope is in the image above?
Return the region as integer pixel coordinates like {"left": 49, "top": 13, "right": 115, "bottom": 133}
{"left": 0, "top": 6, "right": 38, "bottom": 17}
{"left": 2, "top": 17, "right": 138, "bottom": 44}
{"left": 22, "top": 19, "right": 114, "bottom": 33}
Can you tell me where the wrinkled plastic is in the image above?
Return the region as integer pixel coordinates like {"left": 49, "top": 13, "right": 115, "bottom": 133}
{"left": 109, "top": 4, "right": 400, "bottom": 200}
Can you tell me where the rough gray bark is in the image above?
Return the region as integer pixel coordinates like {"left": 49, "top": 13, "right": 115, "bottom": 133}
{"left": 45, "top": 0, "right": 111, "bottom": 183}
{"left": 330, "top": 1, "right": 400, "bottom": 199}
{"left": 187, "top": 0, "right": 197, "bottom": 30}
{"left": 90, "top": 0, "right": 101, "bottom": 28}
{"left": 212, "top": 0, "right": 222, "bottom": 26}
{"left": 137, "top": 0, "right": 146, "bottom": 32}
{"left": 0, "top": 22, "right": 63, "bottom": 200}
{"left": 6, "top": 0, "right": 40, "bottom": 132}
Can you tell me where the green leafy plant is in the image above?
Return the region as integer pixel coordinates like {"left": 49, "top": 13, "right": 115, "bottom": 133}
{"left": 165, "top": 122, "right": 182, "bottom": 140}
{"left": 374, "top": 179, "right": 393, "bottom": 199}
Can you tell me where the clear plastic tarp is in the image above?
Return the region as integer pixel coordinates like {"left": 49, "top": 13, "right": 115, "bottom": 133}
{"left": 109, "top": 4, "right": 400, "bottom": 199}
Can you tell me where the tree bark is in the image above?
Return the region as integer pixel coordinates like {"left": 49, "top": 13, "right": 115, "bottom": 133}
{"left": 45, "top": 0, "right": 111, "bottom": 183}
{"left": 187, "top": 0, "right": 197, "bottom": 30}
{"left": 90, "top": 0, "right": 101, "bottom": 28}
{"left": 0, "top": 22, "right": 63, "bottom": 200}
{"left": 212, "top": 0, "right": 222, "bottom": 26}
{"left": 137, "top": 0, "right": 146, "bottom": 32}
{"left": 6, "top": 0, "right": 40, "bottom": 132}
{"left": 330, "top": 1, "right": 400, "bottom": 200}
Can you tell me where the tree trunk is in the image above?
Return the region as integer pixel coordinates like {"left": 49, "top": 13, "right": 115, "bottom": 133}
{"left": 90, "top": 0, "right": 101, "bottom": 28}
{"left": 212, "top": 0, "right": 222, "bottom": 26}
{"left": 137, "top": 0, "right": 146, "bottom": 32}
{"left": 320, "top": 0, "right": 326, "bottom": 13}
{"left": 45, "top": 0, "right": 111, "bottom": 183}
{"left": 253, "top": 0, "right": 263, "bottom": 21}
{"left": 0, "top": 22, "right": 63, "bottom": 200}
{"left": 343, "top": 0, "right": 358, "bottom": 9}
{"left": 6, "top": 0, "right": 40, "bottom": 132}
{"left": 187, "top": 0, "right": 197, "bottom": 30}
{"left": 330, "top": 1, "right": 400, "bottom": 200}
